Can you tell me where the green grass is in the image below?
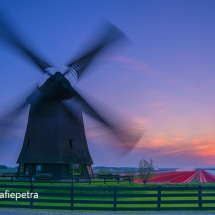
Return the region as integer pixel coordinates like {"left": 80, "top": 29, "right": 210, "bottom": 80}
{"left": 0, "top": 180, "right": 215, "bottom": 211}
{"left": 0, "top": 169, "right": 17, "bottom": 173}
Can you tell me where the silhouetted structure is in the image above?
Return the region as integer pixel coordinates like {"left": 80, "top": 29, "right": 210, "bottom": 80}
{"left": 0, "top": 12, "right": 143, "bottom": 179}
{"left": 17, "top": 73, "right": 93, "bottom": 178}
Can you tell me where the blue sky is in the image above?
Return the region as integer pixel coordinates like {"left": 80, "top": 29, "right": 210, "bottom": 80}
{"left": 1, "top": 0, "right": 215, "bottom": 168}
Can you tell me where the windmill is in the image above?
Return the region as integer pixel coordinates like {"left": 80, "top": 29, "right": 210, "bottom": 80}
{"left": 0, "top": 13, "right": 144, "bottom": 179}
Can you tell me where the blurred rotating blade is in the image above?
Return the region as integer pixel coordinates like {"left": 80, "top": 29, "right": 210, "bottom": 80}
{"left": 0, "top": 11, "right": 53, "bottom": 75}
{"left": 0, "top": 100, "right": 28, "bottom": 157}
{"left": 0, "top": 86, "right": 43, "bottom": 140}
{"left": 63, "top": 20, "right": 129, "bottom": 80}
{"left": 62, "top": 88, "right": 144, "bottom": 156}
{"left": 0, "top": 102, "right": 28, "bottom": 133}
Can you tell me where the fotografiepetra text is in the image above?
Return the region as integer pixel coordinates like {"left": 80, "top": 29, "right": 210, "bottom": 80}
{"left": 0, "top": 190, "right": 38, "bottom": 201}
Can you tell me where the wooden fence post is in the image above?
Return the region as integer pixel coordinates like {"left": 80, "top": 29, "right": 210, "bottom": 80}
{"left": 114, "top": 186, "right": 117, "bottom": 212}
{"left": 30, "top": 183, "right": 34, "bottom": 207}
{"left": 71, "top": 185, "right": 74, "bottom": 211}
{"left": 198, "top": 185, "right": 202, "bottom": 210}
{"left": 157, "top": 186, "right": 161, "bottom": 210}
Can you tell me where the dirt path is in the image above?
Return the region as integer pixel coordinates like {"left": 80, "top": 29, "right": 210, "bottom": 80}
{"left": 0, "top": 208, "right": 215, "bottom": 215}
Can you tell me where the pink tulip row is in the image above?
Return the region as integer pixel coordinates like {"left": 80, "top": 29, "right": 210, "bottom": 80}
{"left": 199, "top": 170, "right": 215, "bottom": 183}
{"left": 198, "top": 170, "right": 208, "bottom": 182}
{"left": 183, "top": 170, "right": 199, "bottom": 183}
{"left": 133, "top": 170, "right": 215, "bottom": 184}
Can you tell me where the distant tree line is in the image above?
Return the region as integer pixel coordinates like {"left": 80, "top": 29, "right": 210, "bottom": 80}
{"left": 0, "top": 165, "right": 7, "bottom": 169}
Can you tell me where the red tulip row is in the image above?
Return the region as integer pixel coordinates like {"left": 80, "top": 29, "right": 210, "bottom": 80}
{"left": 148, "top": 171, "right": 196, "bottom": 183}
{"left": 183, "top": 170, "right": 199, "bottom": 183}
{"left": 169, "top": 171, "right": 197, "bottom": 183}
{"left": 149, "top": 172, "right": 183, "bottom": 182}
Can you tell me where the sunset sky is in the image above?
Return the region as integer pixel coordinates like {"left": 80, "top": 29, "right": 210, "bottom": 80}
{"left": 1, "top": 0, "right": 215, "bottom": 168}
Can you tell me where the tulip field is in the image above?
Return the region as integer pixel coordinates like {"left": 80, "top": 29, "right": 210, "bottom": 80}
{"left": 134, "top": 170, "right": 215, "bottom": 183}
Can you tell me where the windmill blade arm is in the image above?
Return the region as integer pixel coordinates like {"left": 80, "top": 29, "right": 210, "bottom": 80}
{"left": 64, "top": 21, "right": 128, "bottom": 80}
{"left": 62, "top": 89, "right": 144, "bottom": 156}
{"left": 64, "top": 46, "right": 102, "bottom": 79}
{"left": 0, "top": 11, "right": 52, "bottom": 75}
{"left": 0, "top": 100, "right": 29, "bottom": 158}
{"left": 63, "top": 89, "right": 112, "bottom": 128}
{"left": 0, "top": 85, "right": 44, "bottom": 139}
{"left": 0, "top": 101, "right": 28, "bottom": 138}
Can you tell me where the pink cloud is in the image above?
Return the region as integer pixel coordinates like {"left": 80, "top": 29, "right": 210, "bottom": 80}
{"left": 134, "top": 133, "right": 215, "bottom": 167}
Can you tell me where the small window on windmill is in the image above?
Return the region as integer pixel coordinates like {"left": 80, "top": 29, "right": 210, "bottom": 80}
{"left": 19, "top": 163, "right": 24, "bottom": 176}
{"left": 73, "top": 164, "right": 80, "bottom": 175}
{"left": 68, "top": 139, "right": 73, "bottom": 150}
{"left": 69, "top": 164, "right": 73, "bottom": 175}
{"left": 36, "top": 165, "right": 41, "bottom": 172}
{"left": 73, "top": 164, "right": 83, "bottom": 175}
{"left": 78, "top": 164, "right": 84, "bottom": 174}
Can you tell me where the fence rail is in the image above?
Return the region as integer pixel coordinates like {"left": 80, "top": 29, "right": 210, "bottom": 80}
{"left": 0, "top": 184, "right": 215, "bottom": 211}
{"left": 0, "top": 173, "right": 132, "bottom": 184}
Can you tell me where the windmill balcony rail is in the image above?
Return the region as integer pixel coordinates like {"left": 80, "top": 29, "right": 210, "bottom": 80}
{"left": 0, "top": 173, "right": 132, "bottom": 184}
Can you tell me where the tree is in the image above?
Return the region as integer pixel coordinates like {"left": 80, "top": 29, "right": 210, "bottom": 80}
{"left": 138, "top": 158, "right": 156, "bottom": 184}
{"left": 97, "top": 169, "right": 111, "bottom": 175}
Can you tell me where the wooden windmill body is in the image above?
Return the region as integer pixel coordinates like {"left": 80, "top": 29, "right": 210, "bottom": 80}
{"left": 17, "top": 73, "right": 93, "bottom": 179}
